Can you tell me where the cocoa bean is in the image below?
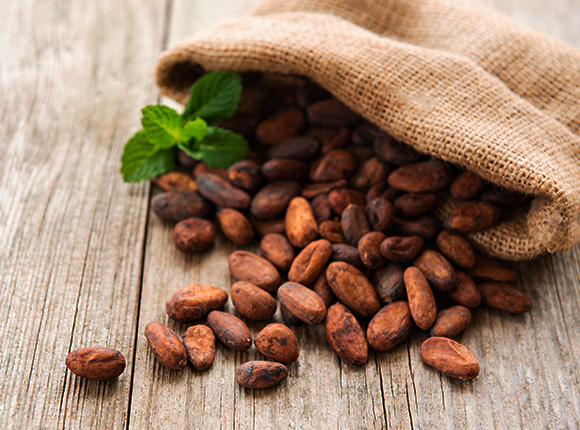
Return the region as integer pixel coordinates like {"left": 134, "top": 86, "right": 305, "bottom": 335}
{"left": 328, "top": 188, "right": 366, "bottom": 214}
{"left": 277, "top": 282, "right": 327, "bottom": 325}
{"left": 285, "top": 196, "right": 319, "bottom": 248}
{"left": 326, "top": 262, "right": 380, "bottom": 319}
{"left": 394, "top": 193, "right": 439, "bottom": 218}
{"left": 330, "top": 243, "right": 364, "bottom": 269}
{"left": 481, "top": 187, "right": 527, "bottom": 207}
{"left": 173, "top": 218, "right": 216, "bottom": 253}
{"left": 325, "top": 303, "right": 368, "bottom": 366}
{"left": 259, "top": 233, "right": 295, "bottom": 271}
{"left": 373, "top": 263, "right": 405, "bottom": 304}
{"left": 380, "top": 236, "right": 424, "bottom": 262}
{"left": 366, "top": 181, "right": 399, "bottom": 203}
{"left": 144, "top": 322, "right": 187, "bottom": 370}
{"left": 309, "top": 149, "right": 358, "bottom": 182}
{"left": 151, "top": 191, "right": 212, "bottom": 222}
{"left": 228, "top": 251, "right": 281, "bottom": 294}
{"left": 350, "top": 157, "right": 391, "bottom": 190}
{"left": 444, "top": 202, "right": 502, "bottom": 232}
{"left": 449, "top": 171, "right": 485, "bottom": 201}
{"left": 262, "top": 159, "right": 308, "bottom": 181}
{"left": 152, "top": 171, "right": 197, "bottom": 192}
{"left": 267, "top": 135, "right": 320, "bottom": 161}
{"left": 319, "top": 220, "right": 346, "bottom": 243}
{"left": 366, "top": 197, "right": 395, "bottom": 233}
{"left": 254, "top": 324, "right": 300, "bottom": 364}
{"left": 431, "top": 306, "right": 471, "bottom": 338}
{"left": 351, "top": 123, "right": 381, "bottom": 147}
{"left": 196, "top": 172, "right": 251, "bottom": 209}
{"left": 288, "top": 239, "right": 333, "bottom": 286}
{"left": 256, "top": 108, "right": 305, "bottom": 145}
{"left": 216, "top": 208, "right": 254, "bottom": 246}
{"left": 227, "top": 159, "right": 264, "bottom": 191}
{"left": 420, "top": 337, "right": 479, "bottom": 380}
{"left": 319, "top": 127, "right": 350, "bottom": 153}
{"left": 207, "top": 311, "right": 252, "bottom": 351}
{"left": 436, "top": 231, "right": 475, "bottom": 269}
{"left": 302, "top": 179, "right": 348, "bottom": 199}
{"left": 306, "top": 99, "right": 359, "bottom": 127}
{"left": 341, "top": 203, "right": 370, "bottom": 246}
{"left": 404, "top": 267, "right": 437, "bottom": 330}
{"left": 358, "top": 231, "right": 387, "bottom": 270}
{"left": 235, "top": 361, "right": 288, "bottom": 389}
{"left": 413, "top": 249, "right": 456, "bottom": 292}
{"left": 250, "top": 215, "right": 286, "bottom": 237}
{"left": 393, "top": 216, "right": 439, "bottom": 240}
{"left": 311, "top": 194, "right": 333, "bottom": 224}
{"left": 251, "top": 180, "right": 301, "bottom": 219}
{"left": 479, "top": 283, "right": 533, "bottom": 314}
{"left": 65, "top": 347, "right": 126, "bottom": 380}
{"left": 230, "top": 281, "right": 277, "bottom": 321}
{"left": 367, "top": 301, "right": 413, "bottom": 352}
{"left": 280, "top": 302, "right": 305, "bottom": 326}
{"left": 373, "top": 134, "right": 421, "bottom": 165}
{"left": 313, "top": 273, "right": 337, "bottom": 308}
{"left": 388, "top": 160, "right": 452, "bottom": 192}
{"left": 448, "top": 271, "right": 481, "bottom": 308}
{"left": 182, "top": 325, "right": 216, "bottom": 371}
{"left": 166, "top": 284, "right": 228, "bottom": 322}
{"left": 467, "top": 255, "right": 517, "bottom": 283}
{"left": 193, "top": 162, "right": 229, "bottom": 181}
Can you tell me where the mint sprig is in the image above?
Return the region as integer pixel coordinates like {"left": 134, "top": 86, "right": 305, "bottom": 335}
{"left": 120, "top": 71, "right": 249, "bottom": 183}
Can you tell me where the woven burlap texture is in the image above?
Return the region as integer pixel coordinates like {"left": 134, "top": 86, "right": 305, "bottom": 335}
{"left": 156, "top": 0, "right": 580, "bottom": 261}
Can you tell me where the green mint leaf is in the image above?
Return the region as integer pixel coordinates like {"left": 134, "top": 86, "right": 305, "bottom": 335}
{"left": 141, "top": 105, "right": 182, "bottom": 148}
{"left": 182, "top": 71, "right": 242, "bottom": 123}
{"left": 197, "top": 126, "right": 249, "bottom": 168}
{"left": 120, "top": 130, "right": 176, "bottom": 182}
{"left": 181, "top": 117, "right": 207, "bottom": 142}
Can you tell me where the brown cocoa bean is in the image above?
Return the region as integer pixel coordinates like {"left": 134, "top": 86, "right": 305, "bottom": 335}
{"left": 280, "top": 302, "right": 305, "bottom": 326}
{"left": 277, "top": 282, "right": 327, "bottom": 325}
{"left": 358, "top": 231, "right": 387, "bottom": 270}
{"left": 436, "top": 231, "right": 475, "bottom": 270}
{"left": 182, "top": 325, "right": 216, "bottom": 371}
{"left": 267, "top": 135, "right": 320, "bottom": 161}
{"left": 227, "top": 159, "right": 264, "bottom": 191}
{"left": 151, "top": 191, "right": 212, "bottom": 222}
{"left": 319, "top": 126, "right": 351, "bottom": 153}
{"left": 251, "top": 180, "right": 301, "bottom": 219}
{"left": 394, "top": 193, "right": 439, "bottom": 218}
{"left": 231, "top": 281, "right": 277, "bottom": 321}
{"left": 306, "top": 99, "right": 359, "bottom": 127}
{"left": 448, "top": 271, "right": 481, "bottom": 308}
{"left": 259, "top": 233, "right": 295, "bottom": 271}
{"left": 319, "top": 220, "right": 346, "bottom": 243}
{"left": 309, "top": 149, "right": 358, "bottom": 182}
{"left": 326, "top": 262, "right": 380, "bottom": 319}
{"left": 196, "top": 172, "right": 251, "bottom": 209}
{"left": 325, "top": 303, "right": 368, "bottom": 366}
{"left": 311, "top": 194, "right": 333, "bottom": 224}
{"left": 467, "top": 255, "right": 517, "bottom": 283}
{"left": 367, "top": 301, "right": 413, "bottom": 352}
{"left": 235, "top": 361, "right": 288, "bottom": 389}
{"left": 404, "top": 267, "right": 437, "bottom": 330}
{"left": 262, "top": 159, "right": 308, "bottom": 181}
{"left": 65, "top": 347, "right": 126, "bottom": 380}
{"left": 330, "top": 243, "right": 364, "bottom": 269}
{"left": 254, "top": 324, "right": 300, "bottom": 364}
{"left": 152, "top": 171, "right": 197, "bottom": 192}
{"left": 366, "top": 198, "right": 395, "bottom": 233}
{"left": 350, "top": 157, "right": 391, "bottom": 190}
{"left": 479, "top": 283, "right": 533, "bottom": 314}
{"left": 285, "top": 196, "right": 319, "bottom": 248}
{"left": 366, "top": 181, "right": 399, "bottom": 203}
{"left": 380, "top": 236, "right": 424, "bottom": 262}
{"left": 313, "top": 273, "right": 337, "bottom": 308}
{"left": 250, "top": 215, "right": 286, "bottom": 237}
{"left": 449, "top": 171, "right": 485, "bottom": 201}
{"left": 481, "top": 186, "right": 527, "bottom": 207}
{"left": 420, "top": 337, "right": 479, "bottom": 380}
{"left": 341, "top": 203, "right": 370, "bottom": 246}
{"left": 144, "top": 322, "right": 187, "bottom": 370}
{"left": 288, "top": 239, "right": 333, "bottom": 286}
{"left": 373, "top": 134, "right": 421, "bottom": 165}
{"left": 328, "top": 188, "right": 366, "bottom": 214}
{"left": 431, "top": 306, "right": 471, "bottom": 338}
{"left": 444, "top": 202, "right": 502, "bottom": 232}
{"left": 193, "top": 162, "right": 229, "bottom": 181}
{"left": 413, "top": 250, "right": 456, "bottom": 292}
{"left": 393, "top": 216, "right": 439, "bottom": 240}
{"left": 256, "top": 108, "right": 305, "bottom": 145}
{"left": 207, "top": 311, "right": 252, "bottom": 351}
{"left": 373, "top": 263, "right": 405, "bottom": 304}
{"left": 173, "top": 218, "right": 216, "bottom": 253}
{"left": 216, "top": 208, "right": 254, "bottom": 246}
{"left": 302, "top": 179, "right": 348, "bottom": 199}
{"left": 166, "top": 284, "right": 228, "bottom": 322}
{"left": 388, "top": 160, "right": 452, "bottom": 192}
{"left": 228, "top": 251, "right": 281, "bottom": 294}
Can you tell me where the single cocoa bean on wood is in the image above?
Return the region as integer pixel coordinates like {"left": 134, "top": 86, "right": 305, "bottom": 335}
{"left": 151, "top": 191, "right": 212, "bottom": 222}
{"left": 436, "top": 231, "right": 475, "bottom": 270}
{"left": 285, "top": 196, "right": 319, "bottom": 248}
{"left": 325, "top": 303, "right": 368, "bottom": 366}
{"left": 479, "top": 283, "right": 533, "bottom": 314}
{"left": 228, "top": 251, "right": 281, "bottom": 294}
{"left": 152, "top": 171, "right": 197, "bottom": 192}
{"left": 413, "top": 250, "right": 456, "bottom": 292}
{"left": 341, "top": 203, "right": 370, "bottom": 246}
{"left": 278, "top": 282, "right": 327, "bottom": 325}
{"left": 367, "top": 301, "right": 413, "bottom": 352}
{"left": 358, "top": 231, "right": 387, "bottom": 270}
{"left": 235, "top": 361, "right": 288, "bottom": 389}
{"left": 288, "top": 239, "right": 333, "bottom": 286}
{"left": 166, "top": 284, "right": 228, "bottom": 322}
{"left": 467, "top": 255, "right": 517, "bottom": 283}
{"left": 404, "top": 267, "right": 437, "bottom": 330}
{"left": 420, "top": 337, "right": 479, "bottom": 380}
{"left": 230, "top": 281, "right": 277, "bottom": 321}
{"left": 448, "top": 271, "right": 481, "bottom": 308}
{"left": 251, "top": 181, "right": 301, "bottom": 219}
{"left": 173, "top": 218, "right": 216, "bottom": 253}
{"left": 182, "top": 325, "right": 216, "bottom": 371}
{"left": 430, "top": 306, "right": 472, "bottom": 338}
{"left": 373, "top": 263, "right": 405, "bottom": 304}
{"left": 207, "top": 311, "right": 252, "bottom": 351}
{"left": 254, "top": 323, "right": 300, "bottom": 364}
{"left": 196, "top": 172, "right": 251, "bottom": 209}
{"left": 65, "top": 347, "right": 126, "bottom": 380}
{"left": 227, "top": 159, "right": 264, "bottom": 191}
{"left": 216, "top": 208, "right": 254, "bottom": 246}
{"left": 144, "top": 322, "right": 187, "bottom": 370}
{"left": 313, "top": 273, "right": 337, "bottom": 308}
{"left": 259, "top": 233, "right": 295, "bottom": 271}
{"left": 280, "top": 302, "right": 305, "bottom": 326}
{"left": 380, "top": 236, "right": 424, "bottom": 262}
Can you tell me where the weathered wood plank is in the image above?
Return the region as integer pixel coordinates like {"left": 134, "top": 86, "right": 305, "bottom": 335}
{"left": 0, "top": 0, "right": 168, "bottom": 428}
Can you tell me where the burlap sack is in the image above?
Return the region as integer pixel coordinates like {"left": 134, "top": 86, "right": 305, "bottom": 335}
{"left": 155, "top": 0, "right": 580, "bottom": 261}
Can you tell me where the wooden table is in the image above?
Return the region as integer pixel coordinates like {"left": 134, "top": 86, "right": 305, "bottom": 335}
{"left": 1, "top": 0, "right": 579, "bottom": 428}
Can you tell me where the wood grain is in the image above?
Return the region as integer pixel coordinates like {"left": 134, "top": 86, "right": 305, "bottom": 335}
{"left": 0, "top": 0, "right": 579, "bottom": 429}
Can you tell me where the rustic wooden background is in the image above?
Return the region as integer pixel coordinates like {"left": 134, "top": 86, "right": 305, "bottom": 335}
{"left": 1, "top": 0, "right": 579, "bottom": 428}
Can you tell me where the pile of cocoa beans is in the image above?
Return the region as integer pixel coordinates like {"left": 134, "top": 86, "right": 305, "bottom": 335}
{"left": 66, "top": 81, "right": 533, "bottom": 386}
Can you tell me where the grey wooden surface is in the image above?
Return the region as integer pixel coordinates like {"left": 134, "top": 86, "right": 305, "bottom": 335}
{"left": 1, "top": 0, "right": 579, "bottom": 429}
